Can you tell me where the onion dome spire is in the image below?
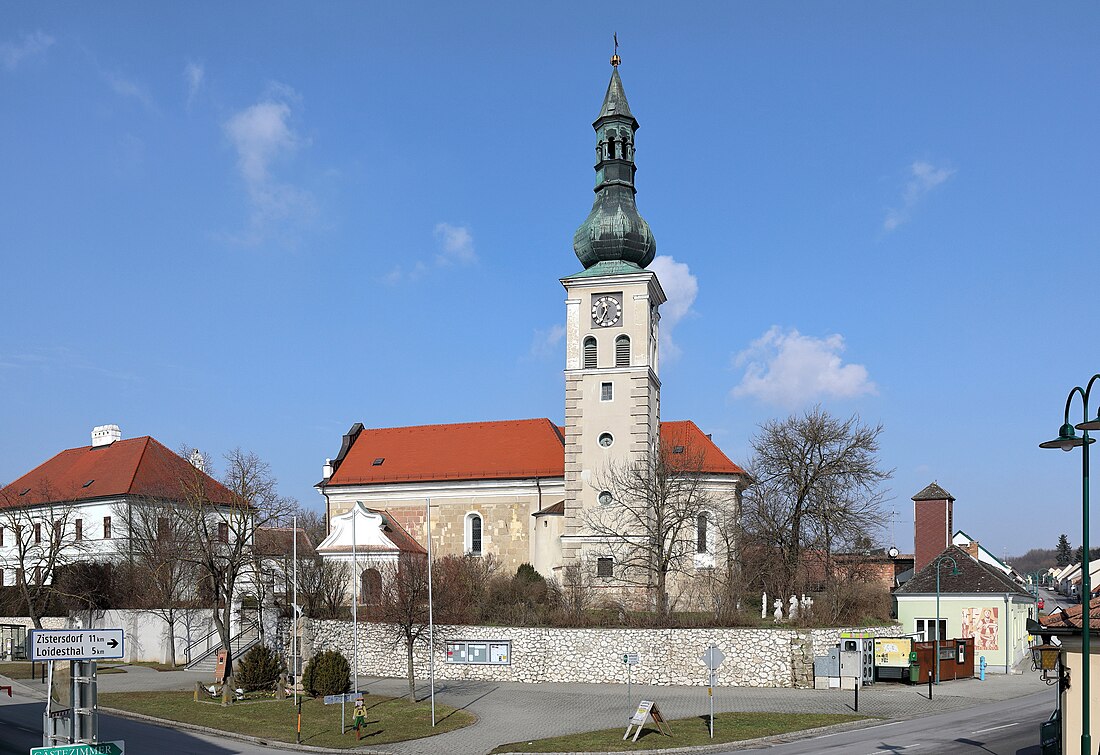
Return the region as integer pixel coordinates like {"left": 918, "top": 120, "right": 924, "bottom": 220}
{"left": 572, "top": 56, "right": 656, "bottom": 271}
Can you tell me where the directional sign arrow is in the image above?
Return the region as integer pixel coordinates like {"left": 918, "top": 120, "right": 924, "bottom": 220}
{"left": 29, "top": 629, "right": 125, "bottom": 662}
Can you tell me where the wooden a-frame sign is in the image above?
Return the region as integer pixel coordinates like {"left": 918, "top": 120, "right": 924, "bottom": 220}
{"left": 623, "top": 700, "right": 672, "bottom": 741}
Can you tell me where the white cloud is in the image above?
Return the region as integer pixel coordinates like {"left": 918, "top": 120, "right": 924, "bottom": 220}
{"left": 1, "top": 30, "right": 54, "bottom": 71}
{"left": 884, "top": 160, "right": 955, "bottom": 231}
{"left": 649, "top": 255, "right": 698, "bottom": 361}
{"left": 434, "top": 223, "right": 477, "bottom": 265}
{"left": 184, "top": 61, "right": 204, "bottom": 106}
{"left": 101, "top": 70, "right": 156, "bottom": 111}
{"left": 732, "top": 326, "right": 876, "bottom": 407}
{"left": 529, "top": 324, "right": 565, "bottom": 360}
{"left": 223, "top": 87, "right": 315, "bottom": 243}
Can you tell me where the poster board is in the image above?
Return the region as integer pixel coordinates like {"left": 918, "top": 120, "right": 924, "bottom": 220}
{"left": 623, "top": 700, "right": 671, "bottom": 741}
{"left": 873, "top": 637, "right": 912, "bottom": 668}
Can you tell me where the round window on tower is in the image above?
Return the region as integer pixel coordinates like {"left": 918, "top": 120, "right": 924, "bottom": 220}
{"left": 598, "top": 432, "right": 614, "bottom": 448}
{"left": 598, "top": 490, "right": 614, "bottom": 506}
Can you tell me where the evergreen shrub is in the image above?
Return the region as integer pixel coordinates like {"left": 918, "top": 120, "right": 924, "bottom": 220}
{"left": 302, "top": 650, "right": 351, "bottom": 698}
{"left": 235, "top": 644, "right": 287, "bottom": 692}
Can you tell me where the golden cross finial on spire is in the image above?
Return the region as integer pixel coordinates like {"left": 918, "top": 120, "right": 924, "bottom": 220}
{"left": 610, "top": 33, "right": 621, "bottom": 67}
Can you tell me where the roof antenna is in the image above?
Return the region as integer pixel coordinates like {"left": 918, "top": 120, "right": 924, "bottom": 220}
{"left": 610, "top": 33, "right": 621, "bottom": 67}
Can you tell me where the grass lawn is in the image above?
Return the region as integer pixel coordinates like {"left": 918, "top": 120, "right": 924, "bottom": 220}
{"left": 123, "top": 661, "right": 187, "bottom": 672}
{"left": 490, "top": 711, "right": 868, "bottom": 753}
{"left": 99, "top": 690, "right": 476, "bottom": 748}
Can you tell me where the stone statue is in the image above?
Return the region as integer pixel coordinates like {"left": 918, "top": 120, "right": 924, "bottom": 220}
{"left": 788, "top": 594, "right": 799, "bottom": 621}
{"left": 761, "top": 591, "right": 768, "bottom": 620}
{"left": 773, "top": 598, "right": 784, "bottom": 623}
{"left": 801, "top": 594, "right": 812, "bottom": 617}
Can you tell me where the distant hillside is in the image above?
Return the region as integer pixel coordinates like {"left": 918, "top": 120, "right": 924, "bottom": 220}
{"left": 1007, "top": 548, "right": 1057, "bottom": 576}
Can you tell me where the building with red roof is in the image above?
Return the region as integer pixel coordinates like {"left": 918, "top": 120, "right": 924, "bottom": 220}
{"left": 313, "top": 62, "right": 749, "bottom": 610}
{"left": 0, "top": 424, "right": 236, "bottom": 590}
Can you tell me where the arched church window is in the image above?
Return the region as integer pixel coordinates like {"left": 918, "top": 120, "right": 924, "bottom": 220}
{"left": 361, "top": 568, "right": 382, "bottom": 605}
{"left": 615, "top": 335, "right": 630, "bottom": 367}
{"left": 583, "top": 337, "right": 597, "bottom": 369}
{"left": 466, "top": 513, "right": 483, "bottom": 556}
{"left": 696, "top": 512, "right": 709, "bottom": 554}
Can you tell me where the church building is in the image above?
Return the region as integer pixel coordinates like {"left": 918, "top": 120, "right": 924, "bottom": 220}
{"left": 315, "top": 58, "right": 748, "bottom": 608}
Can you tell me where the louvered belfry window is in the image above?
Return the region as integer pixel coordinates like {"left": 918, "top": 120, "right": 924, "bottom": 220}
{"left": 583, "top": 336, "right": 597, "bottom": 369}
{"left": 615, "top": 335, "right": 630, "bottom": 367}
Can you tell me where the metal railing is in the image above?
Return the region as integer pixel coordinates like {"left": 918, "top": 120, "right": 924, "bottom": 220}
{"left": 184, "top": 619, "right": 259, "bottom": 668}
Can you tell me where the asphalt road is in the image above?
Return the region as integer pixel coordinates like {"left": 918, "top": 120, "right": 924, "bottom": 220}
{"left": 0, "top": 693, "right": 300, "bottom": 755}
{"left": 733, "top": 689, "right": 1054, "bottom": 755}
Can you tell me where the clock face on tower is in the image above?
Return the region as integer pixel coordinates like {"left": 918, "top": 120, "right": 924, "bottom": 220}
{"left": 591, "top": 294, "right": 622, "bottom": 327}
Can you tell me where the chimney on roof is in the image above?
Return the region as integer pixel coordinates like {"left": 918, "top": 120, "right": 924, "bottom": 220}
{"left": 912, "top": 481, "right": 955, "bottom": 571}
{"left": 964, "top": 540, "right": 981, "bottom": 561}
{"left": 91, "top": 424, "right": 122, "bottom": 448}
{"left": 322, "top": 458, "right": 333, "bottom": 479}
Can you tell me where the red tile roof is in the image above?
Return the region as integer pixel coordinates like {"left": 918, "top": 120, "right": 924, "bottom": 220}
{"left": 255, "top": 527, "right": 316, "bottom": 557}
{"left": 1040, "top": 596, "right": 1100, "bottom": 630}
{"left": 1, "top": 436, "right": 238, "bottom": 508}
{"left": 323, "top": 418, "right": 745, "bottom": 486}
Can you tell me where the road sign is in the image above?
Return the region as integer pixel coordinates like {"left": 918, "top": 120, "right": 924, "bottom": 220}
{"left": 324, "top": 692, "right": 359, "bottom": 705}
{"left": 700, "top": 646, "right": 725, "bottom": 671}
{"left": 31, "top": 741, "right": 124, "bottom": 755}
{"left": 622, "top": 652, "right": 640, "bottom": 665}
{"left": 29, "top": 629, "right": 124, "bottom": 662}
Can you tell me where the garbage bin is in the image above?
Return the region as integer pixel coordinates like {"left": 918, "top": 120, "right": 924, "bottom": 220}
{"left": 1040, "top": 709, "right": 1060, "bottom": 755}
{"left": 908, "top": 651, "right": 920, "bottom": 684}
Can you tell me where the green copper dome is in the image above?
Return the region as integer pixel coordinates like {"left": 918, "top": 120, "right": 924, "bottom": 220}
{"left": 572, "top": 67, "right": 656, "bottom": 270}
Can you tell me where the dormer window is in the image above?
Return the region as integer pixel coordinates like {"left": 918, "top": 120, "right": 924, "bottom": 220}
{"left": 82, "top": 479, "right": 94, "bottom": 488}
{"left": 372, "top": 458, "right": 385, "bottom": 466}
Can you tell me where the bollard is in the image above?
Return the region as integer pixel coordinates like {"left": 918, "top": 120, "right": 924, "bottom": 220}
{"left": 979, "top": 656, "right": 986, "bottom": 681}
{"left": 195, "top": 682, "right": 202, "bottom": 702}
{"left": 928, "top": 669, "right": 933, "bottom": 700}
{"left": 854, "top": 679, "right": 859, "bottom": 712}
{"left": 296, "top": 699, "right": 302, "bottom": 744}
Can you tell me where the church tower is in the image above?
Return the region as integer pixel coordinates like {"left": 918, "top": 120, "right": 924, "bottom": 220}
{"left": 560, "top": 57, "right": 666, "bottom": 571}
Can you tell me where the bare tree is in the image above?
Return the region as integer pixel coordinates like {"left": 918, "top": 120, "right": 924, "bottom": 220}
{"left": 176, "top": 448, "right": 295, "bottom": 684}
{"left": 374, "top": 554, "right": 433, "bottom": 702}
{"left": 740, "top": 406, "right": 892, "bottom": 616}
{"left": 296, "top": 556, "right": 348, "bottom": 619}
{"left": 0, "top": 482, "right": 89, "bottom": 629}
{"left": 584, "top": 444, "right": 739, "bottom": 621}
{"left": 115, "top": 497, "right": 200, "bottom": 667}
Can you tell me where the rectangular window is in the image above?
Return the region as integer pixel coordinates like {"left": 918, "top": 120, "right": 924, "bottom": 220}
{"left": 915, "top": 618, "right": 948, "bottom": 642}
{"left": 446, "top": 640, "right": 511, "bottom": 665}
{"left": 53, "top": 521, "right": 62, "bottom": 542}
{"left": 600, "top": 382, "right": 613, "bottom": 401}
{"left": 0, "top": 569, "right": 4, "bottom": 586}
{"left": 157, "top": 518, "right": 170, "bottom": 541}
{"left": 75, "top": 519, "right": 83, "bottom": 542}
{"left": 218, "top": 522, "right": 229, "bottom": 543}
{"left": 34, "top": 523, "right": 41, "bottom": 544}
{"left": 103, "top": 516, "right": 112, "bottom": 539}
{"left": 0, "top": 527, "right": 4, "bottom": 547}
{"left": 597, "top": 557, "right": 613, "bottom": 578}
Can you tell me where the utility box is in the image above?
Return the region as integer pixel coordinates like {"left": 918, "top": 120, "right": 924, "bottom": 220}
{"left": 840, "top": 650, "right": 862, "bottom": 688}
{"left": 840, "top": 631, "right": 876, "bottom": 685}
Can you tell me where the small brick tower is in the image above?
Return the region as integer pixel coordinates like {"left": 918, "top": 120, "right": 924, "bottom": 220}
{"left": 912, "top": 482, "right": 955, "bottom": 571}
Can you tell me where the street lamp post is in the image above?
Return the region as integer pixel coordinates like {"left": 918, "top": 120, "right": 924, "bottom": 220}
{"left": 934, "top": 554, "right": 959, "bottom": 686}
{"left": 1039, "top": 373, "right": 1100, "bottom": 755}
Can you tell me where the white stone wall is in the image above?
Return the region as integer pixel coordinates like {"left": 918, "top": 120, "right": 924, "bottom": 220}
{"left": 289, "top": 620, "right": 903, "bottom": 688}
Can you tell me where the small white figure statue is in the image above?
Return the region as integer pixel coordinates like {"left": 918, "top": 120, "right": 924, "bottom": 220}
{"left": 788, "top": 594, "right": 800, "bottom": 621}
{"left": 773, "top": 598, "right": 784, "bottom": 623}
{"left": 801, "top": 594, "right": 812, "bottom": 617}
{"left": 761, "top": 591, "right": 768, "bottom": 620}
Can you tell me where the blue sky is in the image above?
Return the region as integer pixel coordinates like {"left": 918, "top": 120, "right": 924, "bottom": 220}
{"left": 2, "top": 2, "right": 1098, "bottom": 561}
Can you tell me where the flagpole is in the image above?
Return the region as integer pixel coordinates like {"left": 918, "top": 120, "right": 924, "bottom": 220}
{"left": 426, "top": 497, "right": 436, "bottom": 725}
{"left": 352, "top": 504, "right": 358, "bottom": 694}
{"left": 293, "top": 515, "right": 299, "bottom": 706}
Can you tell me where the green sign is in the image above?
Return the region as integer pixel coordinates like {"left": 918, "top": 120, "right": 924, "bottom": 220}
{"left": 31, "top": 742, "right": 124, "bottom": 755}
